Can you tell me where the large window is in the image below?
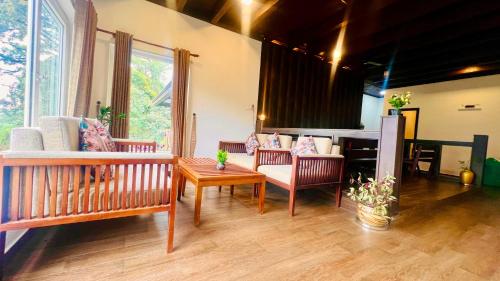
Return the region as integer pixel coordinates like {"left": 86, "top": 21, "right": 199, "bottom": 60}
{"left": 0, "top": 0, "right": 28, "bottom": 150}
{"left": 129, "top": 50, "right": 173, "bottom": 151}
{"left": 0, "top": 0, "right": 69, "bottom": 150}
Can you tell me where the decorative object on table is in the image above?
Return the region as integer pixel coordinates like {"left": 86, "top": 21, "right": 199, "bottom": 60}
{"left": 216, "top": 149, "right": 228, "bottom": 170}
{"left": 388, "top": 91, "right": 411, "bottom": 115}
{"left": 245, "top": 132, "right": 260, "bottom": 155}
{"left": 263, "top": 132, "right": 281, "bottom": 149}
{"left": 458, "top": 160, "right": 475, "bottom": 186}
{"left": 96, "top": 106, "right": 126, "bottom": 128}
{"left": 347, "top": 174, "right": 397, "bottom": 230}
{"left": 291, "top": 136, "right": 317, "bottom": 156}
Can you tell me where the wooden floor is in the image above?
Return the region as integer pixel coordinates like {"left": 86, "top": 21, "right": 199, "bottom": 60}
{"left": 5, "top": 179, "right": 500, "bottom": 280}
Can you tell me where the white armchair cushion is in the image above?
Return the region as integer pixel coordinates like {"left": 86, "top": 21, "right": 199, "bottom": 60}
{"left": 331, "top": 145, "right": 341, "bottom": 155}
{"left": 312, "top": 137, "right": 333, "bottom": 155}
{"left": 227, "top": 153, "right": 254, "bottom": 170}
{"left": 39, "top": 116, "right": 80, "bottom": 151}
{"left": 278, "top": 135, "right": 293, "bottom": 149}
{"left": 256, "top": 134, "right": 268, "bottom": 148}
{"left": 9, "top": 128, "right": 44, "bottom": 151}
{"left": 257, "top": 165, "right": 292, "bottom": 185}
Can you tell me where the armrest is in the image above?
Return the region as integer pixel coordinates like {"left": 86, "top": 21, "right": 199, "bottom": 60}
{"left": 113, "top": 139, "right": 157, "bottom": 153}
{"left": 291, "top": 155, "right": 344, "bottom": 187}
{"left": 254, "top": 148, "right": 293, "bottom": 168}
{"left": 0, "top": 151, "right": 174, "bottom": 160}
{"left": 219, "top": 141, "right": 246, "bottom": 153}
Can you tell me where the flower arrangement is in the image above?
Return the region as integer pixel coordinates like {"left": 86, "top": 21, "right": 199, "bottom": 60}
{"left": 388, "top": 92, "right": 411, "bottom": 110}
{"left": 347, "top": 174, "right": 397, "bottom": 218}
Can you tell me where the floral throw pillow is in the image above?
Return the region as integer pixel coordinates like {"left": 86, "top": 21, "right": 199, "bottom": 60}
{"left": 291, "top": 136, "right": 317, "bottom": 156}
{"left": 80, "top": 118, "right": 116, "bottom": 152}
{"left": 263, "top": 132, "right": 281, "bottom": 149}
{"left": 245, "top": 133, "right": 260, "bottom": 156}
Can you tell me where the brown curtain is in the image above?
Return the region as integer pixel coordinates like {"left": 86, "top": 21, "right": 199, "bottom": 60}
{"left": 172, "top": 48, "right": 191, "bottom": 156}
{"left": 68, "top": 0, "right": 97, "bottom": 117}
{"left": 110, "top": 31, "right": 133, "bottom": 138}
{"left": 257, "top": 40, "right": 365, "bottom": 129}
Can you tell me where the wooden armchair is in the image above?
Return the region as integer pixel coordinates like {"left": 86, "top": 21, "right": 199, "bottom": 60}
{"left": 254, "top": 149, "right": 344, "bottom": 216}
{"left": 218, "top": 141, "right": 246, "bottom": 153}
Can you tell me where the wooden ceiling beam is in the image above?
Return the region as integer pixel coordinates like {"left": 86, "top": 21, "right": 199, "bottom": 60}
{"left": 211, "top": 0, "right": 233, "bottom": 24}
{"left": 251, "top": 0, "right": 279, "bottom": 29}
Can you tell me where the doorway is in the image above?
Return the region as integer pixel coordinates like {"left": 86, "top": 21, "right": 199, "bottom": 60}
{"left": 400, "top": 108, "right": 419, "bottom": 140}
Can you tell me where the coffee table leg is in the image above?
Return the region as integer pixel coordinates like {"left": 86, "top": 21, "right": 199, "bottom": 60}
{"left": 258, "top": 181, "right": 266, "bottom": 214}
{"left": 194, "top": 184, "right": 203, "bottom": 226}
{"left": 230, "top": 185, "right": 234, "bottom": 195}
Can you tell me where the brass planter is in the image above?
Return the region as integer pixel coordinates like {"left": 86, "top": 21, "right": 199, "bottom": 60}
{"left": 460, "top": 169, "right": 475, "bottom": 186}
{"left": 357, "top": 204, "right": 390, "bottom": 230}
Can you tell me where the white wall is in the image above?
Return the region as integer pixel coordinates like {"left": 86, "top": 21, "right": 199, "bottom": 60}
{"left": 361, "top": 94, "right": 384, "bottom": 130}
{"left": 384, "top": 74, "right": 500, "bottom": 175}
{"left": 91, "top": 0, "right": 262, "bottom": 157}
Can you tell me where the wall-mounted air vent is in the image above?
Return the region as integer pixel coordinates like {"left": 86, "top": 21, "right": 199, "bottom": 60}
{"left": 458, "top": 104, "right": 481, "bottom": 111}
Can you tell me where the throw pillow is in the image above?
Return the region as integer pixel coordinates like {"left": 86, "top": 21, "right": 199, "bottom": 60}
{"left": 80, "top": 118, "right": 116, "bottom": 152}
{"left": 291, "top": 136, "right": 317, "bottom": 156}
{"left": 245, "top": 133, "right": 260, "bottom": 155}
{"left": 79, "top": 118, "right": 116, "bottom": 179}
{"left": 263, "top": 132, "right": 281, "bottom": 149}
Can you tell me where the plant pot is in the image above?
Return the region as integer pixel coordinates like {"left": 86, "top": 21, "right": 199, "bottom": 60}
{"left": 216, "top": 162, "right": 226, "bottom": 170}
{"left": 460, "top": 169, "right": 475, "bottom": 186}
{"left": 357, "top": 204, "right": 390, "bottom": 230}
{"left": 388, "top": 109, "right": 401, "bottom": 116}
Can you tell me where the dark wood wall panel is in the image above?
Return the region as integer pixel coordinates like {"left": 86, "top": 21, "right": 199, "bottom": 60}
{"left": 257, "top": 41, "right": 364, "bottom": 129}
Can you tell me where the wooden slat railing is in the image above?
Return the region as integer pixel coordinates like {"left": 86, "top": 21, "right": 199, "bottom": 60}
{"left": 114, "top": 140, "right": 157, "bottom": 153}
{"left": 218, "top": 141, "right": 246, "bottom": 153}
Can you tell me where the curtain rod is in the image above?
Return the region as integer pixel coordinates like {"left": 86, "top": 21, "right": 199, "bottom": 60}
{"left": 97, "top": 28, "right": 200, "bottom": 57}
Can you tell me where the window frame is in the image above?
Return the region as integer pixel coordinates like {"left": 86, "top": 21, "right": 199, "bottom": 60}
{"left": 25, "top": 0, "right": 72, "bottom": 126}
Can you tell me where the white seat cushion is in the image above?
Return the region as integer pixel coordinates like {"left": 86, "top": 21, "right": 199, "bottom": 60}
{"left": 39, "top": 116, "right": 80, "bottom": 151}
{"left": 331, "top": 145, "right": 341, "bottom": 155}
{"left": 10, "top": 127, "right": 44, "bottom": 151}
{"left": 257, "top": 165, "right": 292, "bottom": 185}
{"left": 312, "top": 137, "right": 333, "bottom": 155}
{"left": 227, "top": 153, "right": 254, "bottom": 170}
{"left": 278, "top": 135, "right": 293, "bottom": 149}
{"left": 256, "top": 134, "right": 268, "bottom": 148}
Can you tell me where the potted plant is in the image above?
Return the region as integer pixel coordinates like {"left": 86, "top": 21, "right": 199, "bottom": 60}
{"left": 458, "top": 160, "right": 475, "bottom": 186}
{"left": 97, "top": 106, "right": 126, "bottom": 128}
{"left": 347, "top": 174, "right": 397, "bottom": 230}
{"left": 388, "top": 92, "right": 411, "bottom": 115}
{"left": 216, "top": 150, "right": 228, "bottom": 170}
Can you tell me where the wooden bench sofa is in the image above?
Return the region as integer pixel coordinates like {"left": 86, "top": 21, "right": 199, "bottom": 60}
{"left": 0, "top": 117, "right": 179, "bottom": 277}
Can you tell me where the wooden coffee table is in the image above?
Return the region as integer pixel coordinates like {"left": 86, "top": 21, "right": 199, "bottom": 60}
{"left": 178, "top": 158, "right": 266, "bottom": 225}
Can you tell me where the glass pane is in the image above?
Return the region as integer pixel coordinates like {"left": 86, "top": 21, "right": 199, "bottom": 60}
{"left": 0, "top": 0, "right": 27, "bottom": 150}
{"left": 37, "top": 0, "right": 63, "bottom": 119}
{"left": 129, "top": 53, "right": 173, "bottom": 151}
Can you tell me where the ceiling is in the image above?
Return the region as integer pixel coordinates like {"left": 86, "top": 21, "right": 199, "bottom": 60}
{"left": 147, "top": 0, "right": 500, "bottom": 89}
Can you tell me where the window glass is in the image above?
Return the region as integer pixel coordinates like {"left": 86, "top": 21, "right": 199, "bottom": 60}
{"left": 0, "top": 0, "right": 27, "bottom": 150}
{"left": 36, "top": 0, "right": 64, "bottom": 119}
{"left": 129, "top": 51, "right": 173, "bottom": 151}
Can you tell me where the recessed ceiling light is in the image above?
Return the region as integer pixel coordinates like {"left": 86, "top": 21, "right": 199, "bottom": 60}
{"left": 242, "top": 0, "right": 252, "bottom": 6}
{"left": 459, "top": 66, "right": 482, "bottom": 74}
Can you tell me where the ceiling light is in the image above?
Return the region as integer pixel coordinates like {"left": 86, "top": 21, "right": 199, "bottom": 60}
{"left": 459, "top": 66, "right": 482, "bottom": 74}
{"left": 332, "top": 48, "right": 342, "bottom": 61}
{"left": 241, "top": 0, "right": 252, "bottom": 6}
